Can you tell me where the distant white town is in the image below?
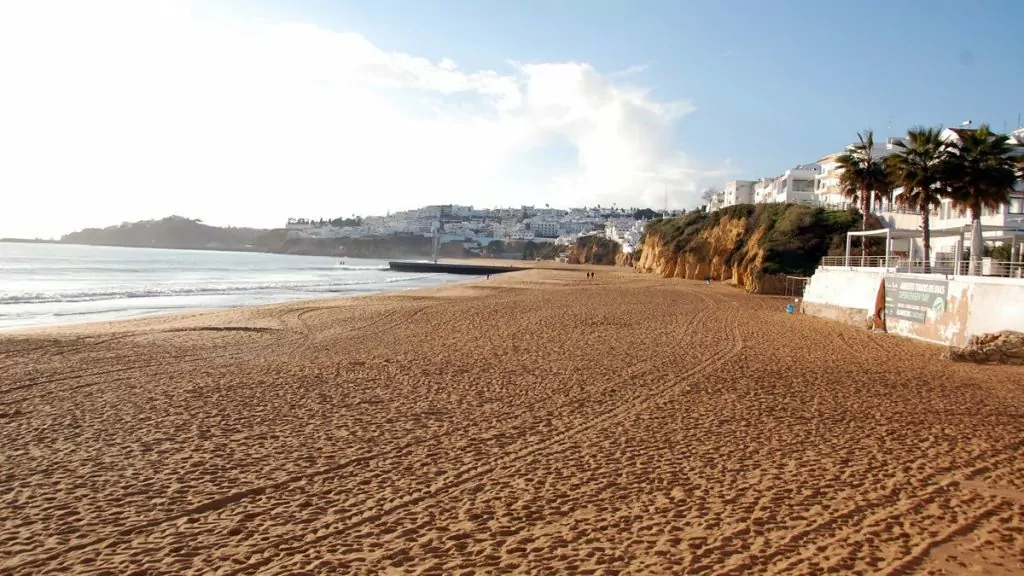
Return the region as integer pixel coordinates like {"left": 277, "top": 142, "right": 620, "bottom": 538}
{"left": 284, "top": 205, "right": 678, "bottom": 256}
{"left": 286, "top": 125, "right": 1024, "bottom": 262}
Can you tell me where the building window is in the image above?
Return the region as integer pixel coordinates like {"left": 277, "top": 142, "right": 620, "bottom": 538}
{"left": 792, "top": 179, "right": 813, "bottom": 192}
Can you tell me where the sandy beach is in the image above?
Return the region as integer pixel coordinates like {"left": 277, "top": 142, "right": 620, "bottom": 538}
{"left": 2, "top": 268, "right": 1023, "bottom": 575}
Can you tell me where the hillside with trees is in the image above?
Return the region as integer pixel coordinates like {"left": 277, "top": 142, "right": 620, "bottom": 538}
{"left": 60, "top": 216, "right": 279, "bottom": 251}
{"left": 59, "top": 216, "right": 478, "bottom": 259}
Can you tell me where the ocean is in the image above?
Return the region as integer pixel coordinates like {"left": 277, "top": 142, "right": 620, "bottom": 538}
{"left": 0, "top": 243, "right": 462, "bottom": 331}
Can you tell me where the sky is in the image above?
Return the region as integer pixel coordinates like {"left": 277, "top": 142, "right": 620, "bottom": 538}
{"left": 1, "top": 0, "right": 1022, "bottom": 239}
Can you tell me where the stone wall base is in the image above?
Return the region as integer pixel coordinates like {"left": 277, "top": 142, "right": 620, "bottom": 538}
{"left": 801, "top": 302, "right": 871, "bottom": 330}
{"left": 946, "top": 331, "right": 1024, "bottom": 365}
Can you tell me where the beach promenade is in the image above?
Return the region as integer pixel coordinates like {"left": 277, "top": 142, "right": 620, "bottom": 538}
{"left": 1, "top": 269, "right": 1022, "bottom": 575}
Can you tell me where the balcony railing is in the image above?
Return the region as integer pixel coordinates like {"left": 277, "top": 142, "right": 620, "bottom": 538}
{"left": 819, "top": 256, "right": 1024, "bottom": 278}
{"left": 820, "top": 256, "right": 901, "bottom": 268}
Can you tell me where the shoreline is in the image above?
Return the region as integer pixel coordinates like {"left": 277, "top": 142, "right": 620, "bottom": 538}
{"left": 1, "top": 255, "right": 617, "bottom": 335}
{"left": 3, "top": 268, "right": 1022, "bottom": 574}
{"left": 0, "top": 276, "right": 481, "bottom": 336}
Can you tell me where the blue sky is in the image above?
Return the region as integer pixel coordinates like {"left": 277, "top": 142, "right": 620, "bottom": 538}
{"left": 1, "top": 0, "right": 1022, "bottom": 237}
{"left": 251, "top": 0, "right": 1024, "bottom": 174}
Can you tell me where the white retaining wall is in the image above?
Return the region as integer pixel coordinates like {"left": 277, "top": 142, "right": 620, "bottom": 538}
{"left": 802, "top": 267, "right": 1024, "bottom": 346}
{"left": 800, "top": 268, "right": 887, "bottom": 328}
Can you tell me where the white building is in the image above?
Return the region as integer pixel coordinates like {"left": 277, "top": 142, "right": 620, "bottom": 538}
{"left": 814, "top": 153, "right": 848, "bottom": 209}
{"left": 708, "top": 190, "right": 726, "bottom": 212}
{"left": 722, "top": 180, "right": 756, "bottom": 207}
{"left": 605, "top": 219, "right": 647, "bottom": 252}
{"left": 769, "top": 164, "right": 821, "bottom": 204}
{"left": 815, "top": 138, "right": 901, "bottom": 210}
{"left": 878, "top": 127, "right": 1024, "bottom": 264}
{"left": 754, "top": 178, "right": 775, "bottom": 204}
{"left": 452, "top": 205, "right": 474, "bottom": 218}
{"left": 531, "top": 220, "right": 560, "bottom": 238}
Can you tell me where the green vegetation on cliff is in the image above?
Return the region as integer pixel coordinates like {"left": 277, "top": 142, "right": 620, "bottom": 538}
{"left": 567, "top": 235, "right": 622, "bottom": 265}
{"left": 636, "top": 204, "right": 868, "bottom": 292}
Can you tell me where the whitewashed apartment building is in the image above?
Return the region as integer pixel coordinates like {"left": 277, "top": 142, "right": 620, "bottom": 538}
{"left": 879, "top": 127, "right": 1024, "bottom": 262}
{"left": 718, "top": 180, "right": 755, "bottom": 208}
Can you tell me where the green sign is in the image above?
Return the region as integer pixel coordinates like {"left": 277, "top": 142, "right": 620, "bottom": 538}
{"left": 884, "top": 276, "right": 948, "bottom": 324}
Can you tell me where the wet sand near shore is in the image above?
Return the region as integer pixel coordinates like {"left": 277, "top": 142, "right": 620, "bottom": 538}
{"left": 2, "top": 269, "right": 1023, "bottom": 575}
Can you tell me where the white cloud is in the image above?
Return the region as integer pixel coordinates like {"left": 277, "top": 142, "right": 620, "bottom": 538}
{"left": 0, "top": 0, "right": 719, "bottom": 238}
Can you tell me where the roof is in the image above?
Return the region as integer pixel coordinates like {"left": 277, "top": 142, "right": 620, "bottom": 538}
{"left": 848, "top": 225, "right": 1024, "bottom": 240}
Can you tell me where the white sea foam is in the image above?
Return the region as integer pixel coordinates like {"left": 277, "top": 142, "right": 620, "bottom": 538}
{"left": 0, "top": 243, "right": 459, "bottom": 330}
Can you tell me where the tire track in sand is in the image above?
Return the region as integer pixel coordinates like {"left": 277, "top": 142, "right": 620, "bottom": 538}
{"left": 0, "top": 324, "right": 286, "bottom": 399}
{"left": 0, "top": 334, "right": 276, "bottom": 406}
{"left": 705, "top": 439, "right": 1024, "bottom": 576}
{"left": 223, "top": 288, "right": 743, "bottom": 575}
{"left": 2, "top": 284, "right": 727, "bottom": 574}
{"left": 3, "top": 291, "right": 684, "bottom": 573}
{"left": 0, "top": 440, "right": 436, "bottom": 575}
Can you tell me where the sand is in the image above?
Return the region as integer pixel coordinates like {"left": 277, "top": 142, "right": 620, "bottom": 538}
{"left": 2, "top": 269, "right": 1023, "bottom": 575}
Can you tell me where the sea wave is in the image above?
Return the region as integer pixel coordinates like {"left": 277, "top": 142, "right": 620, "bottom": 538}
{"left": 1, "top": 263, "right": 390, "bottom": 273}
{"left": 0, "top": 275, "right": 432, "bottom": 305}
{"left": 336, "top": 264, "right": 390, "bottom": 271}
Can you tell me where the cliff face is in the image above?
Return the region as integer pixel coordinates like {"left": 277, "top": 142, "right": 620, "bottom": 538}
{"left": 615, "top": 251, "right": 634, "bottom": 267}
{"left": 635, "top": 204, "right": 863, "bottom": 294}
{"left": 567, "top": 236, "right": 625, "bottom": 266}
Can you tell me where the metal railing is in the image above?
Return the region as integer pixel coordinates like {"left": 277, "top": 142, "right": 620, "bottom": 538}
{"left": 820, "top": 255, "right": 900, "bottom": 268}
{"left": 784, "top": 275, "right": 810, "bottom": 297}
{"left": 819, "top": 256, "right": 1024, "bottom": 278}
{"left": 893, "top": 260, "right": 959, "bottom": 275}
{"left": 975, "top": 259, "right": 1024, "bottom": 278}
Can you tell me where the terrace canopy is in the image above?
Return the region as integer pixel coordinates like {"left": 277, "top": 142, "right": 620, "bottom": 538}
{"left": 842, "top": 225, "right": 1024, "bottom": 270}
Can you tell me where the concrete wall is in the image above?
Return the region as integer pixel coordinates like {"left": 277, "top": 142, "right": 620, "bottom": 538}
{"left": 803, "top": 267, "right": 1024, "bottom": 346}
{"left": 800, "top": 268, "right": 887, "bottom": 328}
{"left": 885, "top": 274, "right": 1024, "bottom": 347}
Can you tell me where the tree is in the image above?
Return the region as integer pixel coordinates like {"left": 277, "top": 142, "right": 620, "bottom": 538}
{"left": 522, "top": 241, "right": 539, "bottom": 260}
{"left": 888, "top": 127, "right": 948, "bottom": 272}
{"left": 943, "top": 125, "right": 1019, "bottom": 274}
{"left": 836, "top": 130, "right": 892, "bottom": 262}
{"left": 633, "top": 208, "right": 659, "bottom": 220}
{"left": 485, "top": 239, "right": 505, "bottom": 258}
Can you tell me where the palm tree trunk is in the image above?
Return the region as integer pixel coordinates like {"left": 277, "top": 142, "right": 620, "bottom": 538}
{"left": 860, "top": 192, "right": 869, "bottom": 265}
{"left": 968, "top": 206, "right": 983, "bottom": 276}
{"left": 921, "top": 208, "right": 931, "bottom": 274}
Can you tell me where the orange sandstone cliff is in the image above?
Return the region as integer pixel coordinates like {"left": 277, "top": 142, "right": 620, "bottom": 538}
{"left": 634, "top": 204, "right": 863, "bottom": 294}
{"left": 567, "top": 236, "right": 631, "bottom": 266}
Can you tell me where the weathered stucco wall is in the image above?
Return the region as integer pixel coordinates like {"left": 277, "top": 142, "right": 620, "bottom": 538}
{"left": 803, "top": 267, "right": 1024, "bottom": 347}
{"left": 963, "top": 279, "right": 1024, "bottom": 338}
{"left": 800, "top": 268, "right": 887, "bottom": 329}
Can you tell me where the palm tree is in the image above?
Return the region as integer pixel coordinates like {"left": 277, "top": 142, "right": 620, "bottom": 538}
{"left": 942, "top": 125, "right": 1019, "bottom": 275}
{"left": 888, "top": 127, "right": 947, "bottom": 272}
{"left": 836, "top": 130, "right": 893, "bottom": 263}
